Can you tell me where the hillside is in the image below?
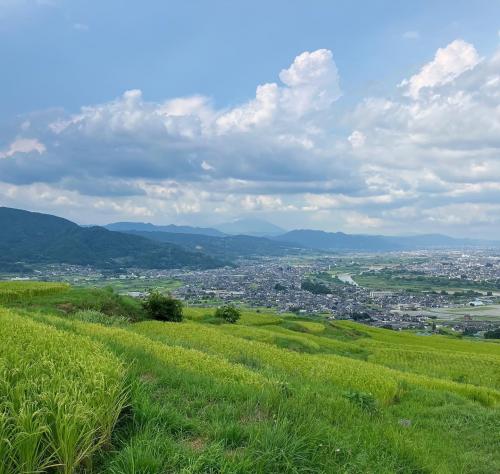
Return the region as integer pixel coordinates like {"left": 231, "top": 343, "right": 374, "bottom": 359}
{"left": 1, "top": 282, "right": 499, "bottom": 473}
{"left": 124, "top": 229, "right": 307, "bottom": 259}
{"left": 0, "top": 207, "right": 224, "bottom": 270}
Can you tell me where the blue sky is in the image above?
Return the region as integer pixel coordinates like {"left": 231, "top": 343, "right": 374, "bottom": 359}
{"left": 1, "top": 1, "right": 500, "bottom": 237}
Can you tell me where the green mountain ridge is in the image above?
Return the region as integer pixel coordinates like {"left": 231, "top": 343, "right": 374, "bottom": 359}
{"left": 0, "top": 207, "right": 224, "bottom": 270}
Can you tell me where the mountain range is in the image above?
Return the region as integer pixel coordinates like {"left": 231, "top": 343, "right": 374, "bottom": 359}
{"left": 108, "top": 221, "right": 500, "bottom": 252}
{"left": 106, "top": 217, "right": 286, "bottom": 237}
{"left": 2, "top": 207, "right": 499, "bottom": 274}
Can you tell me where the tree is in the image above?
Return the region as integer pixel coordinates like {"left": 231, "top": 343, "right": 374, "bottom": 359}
{"left": 214, "top": 305, "right": 241, "bottom": 323}
{"left": 301, "top": 279, "right": 330, "bottom": 295}
{"left": 484, "top": 328, "right": 500, "bottom": 339}
{"left": 142, "top": 290, "right": 183, "bottom": 322}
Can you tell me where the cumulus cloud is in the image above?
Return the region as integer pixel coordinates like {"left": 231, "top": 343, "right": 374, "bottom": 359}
{"left": 2, "top": 43, "right": 500, "bottom": 236}
{"left": 399, "top": 39, "right": 480, "bottom": 99}
{"left": 216, "top": 49, "right": 340, "bottom": 132}
{"left": 4, "top": 49, "right": 348, "bottom": 192}
{"left": 339, "top": 41, "right": 500, "bottom": 236}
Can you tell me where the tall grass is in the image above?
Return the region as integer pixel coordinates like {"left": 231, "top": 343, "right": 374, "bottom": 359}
{"left": 0, "top": 281, "right": 69, "bottom": 304}
{"left": 0, "top": 310, "right": 127, "bottom": 473}
{"left": 133, "top": 320, "right": 500, "bottom": 406}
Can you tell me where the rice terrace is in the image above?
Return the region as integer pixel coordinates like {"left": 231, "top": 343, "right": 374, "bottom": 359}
{"left": 0, "top": 281, "right": 498, "bottom": 473}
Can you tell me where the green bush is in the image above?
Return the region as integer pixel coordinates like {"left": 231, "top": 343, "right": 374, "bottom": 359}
{"left": 344, "top": 390, "right": 378, "bottom": 414}
{"left": 142, "top": 291, "right": 183, "bottom": 322}
{"left": 214, "top": 305, "right": 241, "bottom": 323}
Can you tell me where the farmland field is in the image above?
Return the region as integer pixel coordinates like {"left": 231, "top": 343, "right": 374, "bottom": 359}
{"left": 399, "top": 304, "right": 500, "bottom": 322}
{"left": 80, "top": 277, "right": 183, "bottom": 294}
{"left": 0, "top": 282, "right": 499, "bottom": 473}
{"left": 352, "top": 271, "right": 499, "bottom": 294}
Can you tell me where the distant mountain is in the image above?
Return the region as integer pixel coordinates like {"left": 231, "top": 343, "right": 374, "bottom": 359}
{"left": 123, "top": 230, "right": 306, "bottom": 260}
{"left": 275, "top": 230, "right": 398, "bottom": 251}
{"left": 275, "top": 229, "right": 500, "bottom": 251}
{"left": 0, "top": 207, "right": 224, "bottom": 270}
{"left": 105, "top": 221, "right": 225, "bottom": 237}
{"left": 215, "top": 218, "right": 286, "bottom": 237}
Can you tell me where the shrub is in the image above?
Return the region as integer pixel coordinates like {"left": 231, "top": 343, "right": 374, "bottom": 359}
{"left": 214, "top": 305, "right": 241, "bottom": 324}
{"left": 343, "top": 390, "right": 378, "bottom": 414}
{"left": 142, "top": 291, "right": 183, "bottom": 322}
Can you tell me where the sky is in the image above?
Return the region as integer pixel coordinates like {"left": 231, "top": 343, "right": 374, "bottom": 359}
{"left": 1, "top": 0, "right": 500, "bottom": 237}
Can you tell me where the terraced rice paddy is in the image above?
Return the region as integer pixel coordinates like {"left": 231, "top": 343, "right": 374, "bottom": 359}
{"left": 0, "top": 281, "right": 69, "bottom": 303}
{"left": 0, "top": 282, "right": 499, "bottom": 473}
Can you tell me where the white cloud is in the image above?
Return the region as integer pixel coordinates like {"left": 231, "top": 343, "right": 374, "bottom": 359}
{"left": 344, "top": 212, "right": 383, "bottom": 229}
{"left": 216, "top": 48, "right": 340, "bottom": 133}
{"left": 0, "top": 138, "right": 46, "bottom": 159}
{"left": 399, "top": 39, "right": 480, "bottom": 99}
{"left": 348, "top": 130, "right": 365, "bottom": 148}
{"left": 201, "top": 160, "right": 214, "bottom": 171}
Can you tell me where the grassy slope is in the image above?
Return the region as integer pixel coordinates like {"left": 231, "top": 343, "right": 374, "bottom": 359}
{"left": 1, "top": 283, "right": 499, "bottom": 473}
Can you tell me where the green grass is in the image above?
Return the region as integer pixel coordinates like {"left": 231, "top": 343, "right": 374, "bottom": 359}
{"left": 1, "top": 282, "right": 499, "bottom": 472}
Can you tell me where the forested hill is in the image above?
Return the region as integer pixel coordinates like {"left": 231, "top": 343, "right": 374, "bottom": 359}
{"left": 0, "top": 207, "right": 224, "bottom": 270}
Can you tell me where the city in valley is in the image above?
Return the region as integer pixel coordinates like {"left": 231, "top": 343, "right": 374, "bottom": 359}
{"left": 9, "top": 249, "right": 500, "bottom": 338}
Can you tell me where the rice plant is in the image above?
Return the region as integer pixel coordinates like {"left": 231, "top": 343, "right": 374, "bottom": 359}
{"left": 0, "top": 281, "right": 69, "bottom": 304}
{"left": 0, "top": 309, "right": 128, "bottom": 473}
